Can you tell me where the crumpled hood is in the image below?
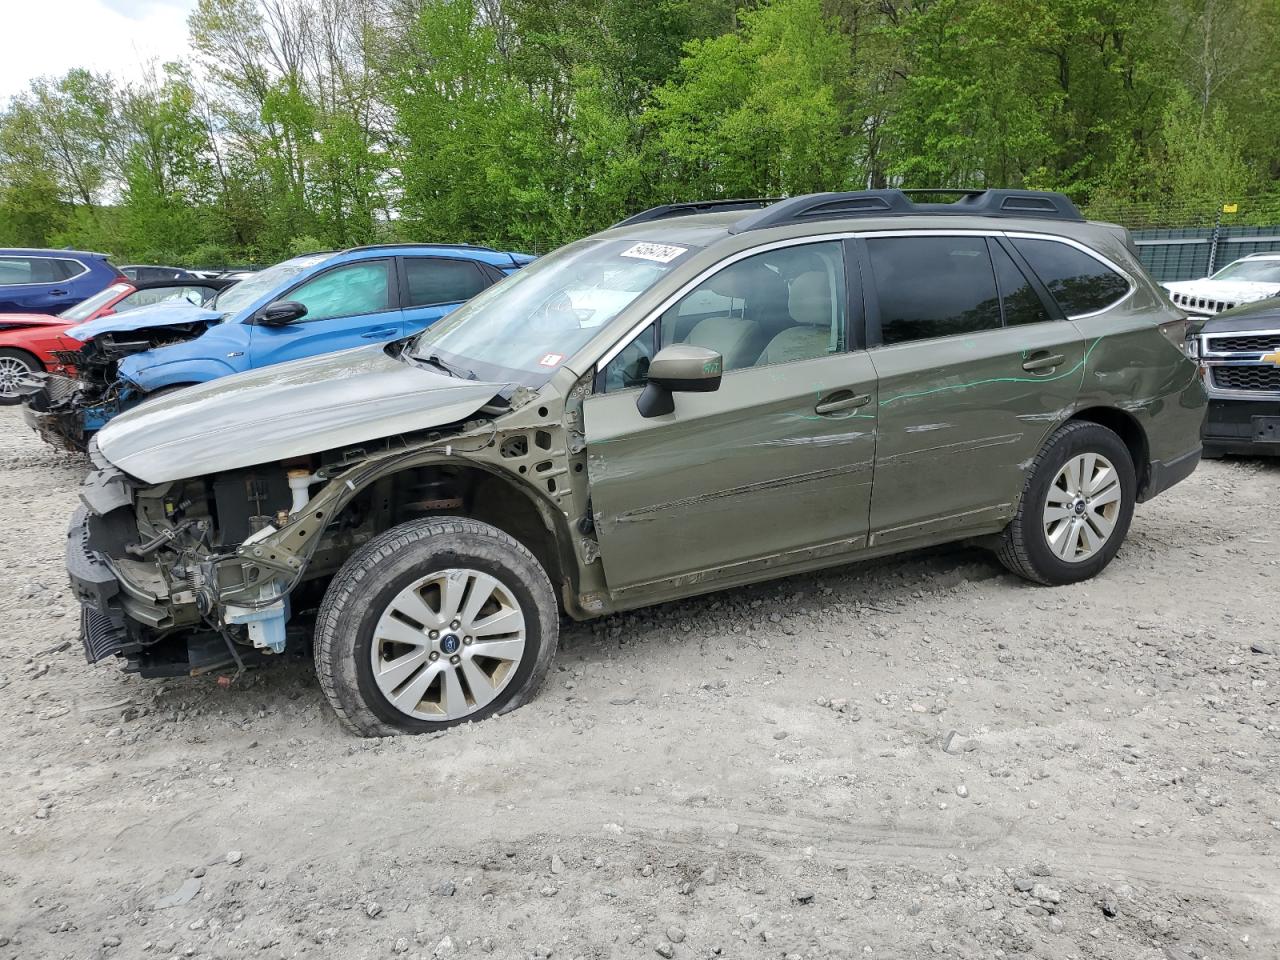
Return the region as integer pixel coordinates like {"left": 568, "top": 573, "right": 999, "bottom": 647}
{"left": 67, "top": 302, "right": 221, "bottom": 343}
{"left": 96, "top": 344, "right": 504, "bottom": 483}
{"left": 0, "top": 313, "right": 74, "bottom": 330}
{"left": 1164, "top": 279, "right": 1280, "bottom": 305}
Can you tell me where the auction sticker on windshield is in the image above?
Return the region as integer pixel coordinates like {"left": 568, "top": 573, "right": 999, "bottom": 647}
{"left": 539, "top": 353, "right": 565, "bottom": 367}
{"left": 621, "top": 242, "right": 687, "bottom": 263}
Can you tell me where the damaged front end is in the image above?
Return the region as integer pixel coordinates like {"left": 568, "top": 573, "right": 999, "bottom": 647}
{"left": 25, "top": 321, "right": 214, "bottom": 452}
{"left": 70, "top": 441, "right": 361, "bottom": 676}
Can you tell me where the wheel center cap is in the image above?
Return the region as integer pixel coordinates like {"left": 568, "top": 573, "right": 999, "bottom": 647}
{"left": 440, "top": 633, "right": 461, "bottom": 655}
{"left": 1073, "top": 499, "right": 1087, "bottom": 515}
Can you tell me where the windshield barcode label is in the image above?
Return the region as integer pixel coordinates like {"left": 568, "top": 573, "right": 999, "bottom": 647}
{"left": 620, "top": 243, "right": 687, "bottom": 263}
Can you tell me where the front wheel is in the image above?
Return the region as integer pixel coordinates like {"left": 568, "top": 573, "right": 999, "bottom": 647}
{"left": 996, "top": 421, "right": 1136, "bottom": 585}
{"left": 0, "top": 348, "right": 42, "bottom": 406}
{"left": 313, "top": 518, "right": 559, "bottom": 737}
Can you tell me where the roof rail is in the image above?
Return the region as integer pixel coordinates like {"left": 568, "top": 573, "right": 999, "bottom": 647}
{"left": 729, "top": 188, "right": 1083, "bottom": 233}
{"left": 612, "top": 198, "right": 782, "bottom": 229}
{"left": 343, "top": 242, "right": 498, "bottom": 254}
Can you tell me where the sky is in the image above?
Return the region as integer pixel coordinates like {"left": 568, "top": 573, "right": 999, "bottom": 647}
{"left": 0, "top": 0, "right": 199, "bottom": 103}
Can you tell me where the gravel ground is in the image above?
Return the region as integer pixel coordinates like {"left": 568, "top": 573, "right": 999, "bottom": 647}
{"left": 1, "top": 406, "right": 1277, "bottom": 960}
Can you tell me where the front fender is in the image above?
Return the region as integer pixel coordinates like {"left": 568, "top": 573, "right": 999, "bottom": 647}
{"left": 119, "top": 352, "right": 240, "bottom": 392}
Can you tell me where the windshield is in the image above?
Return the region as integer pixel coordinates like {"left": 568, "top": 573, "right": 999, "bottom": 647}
{"left": 211, "top": 254, "right": 330, "bottom": 315}
{"left": 58, "top": 283, "right": 130, "bottom": 321}
{"left": 1211, "top": 259, "right": 1280, "bottom": 284}
{"left": 409, "top": 237, "right": 699, "bottom": 387}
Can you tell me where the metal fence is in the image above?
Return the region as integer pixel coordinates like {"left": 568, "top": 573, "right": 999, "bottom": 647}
{"left": 1133, "top": 225, "right": 1280, "bottom": 283}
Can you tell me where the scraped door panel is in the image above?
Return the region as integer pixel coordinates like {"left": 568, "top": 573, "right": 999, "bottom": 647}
{"left": 860, "top": 234, "right": 1088, "bottom": 545}
{"left": 584, "top": 353, "right": 878, "bottom": 596}
{"left": 867, "top": 324, "right": 1085, "bottom": 544}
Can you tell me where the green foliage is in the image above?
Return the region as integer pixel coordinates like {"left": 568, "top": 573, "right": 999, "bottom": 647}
{"left": 2, "top": 0, "right": 1280, "bottom": 264}
{"left": 648, "top": 0, "right": 856, "bottom": 197}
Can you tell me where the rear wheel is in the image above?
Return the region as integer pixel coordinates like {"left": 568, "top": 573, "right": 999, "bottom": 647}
{"left": 0, "top": 348, "right": 42, "bottom": 406}
{"left": 313, "top": 518, "right": 559, "bottom": 737}
{"left": 996, "top": 421, "right": 1136, "bottom": 585}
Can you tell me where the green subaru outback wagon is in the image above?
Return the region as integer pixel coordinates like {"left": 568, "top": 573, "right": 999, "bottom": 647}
{"left": 69, "top": 189, "right": 1205, "bottom": 735}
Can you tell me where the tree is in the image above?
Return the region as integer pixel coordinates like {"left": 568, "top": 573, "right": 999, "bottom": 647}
{"left": 648, "top": 0, "right": 857, "bottom": 198}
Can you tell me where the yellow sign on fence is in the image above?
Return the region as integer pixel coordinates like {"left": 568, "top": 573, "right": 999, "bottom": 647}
{"left": 1223, "top": 203, "right": 1239, "bottom": 214}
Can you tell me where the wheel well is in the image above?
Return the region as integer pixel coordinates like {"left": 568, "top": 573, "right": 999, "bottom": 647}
{"left": 1068, "top": 407, "right": 1150, "bottom": 492}
{"left": 0, "top": 346, "right": 43, "bottom": 370}
{"left": 343, "top": 463, "right": 574, "bottom": 602}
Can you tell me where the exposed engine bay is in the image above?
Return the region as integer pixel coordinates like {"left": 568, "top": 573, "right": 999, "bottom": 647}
{"left": 69, "top": 380, "right": 588, "bottom": 679}
{"left": 25, "top": 322, "right": 215, "bottom": 450}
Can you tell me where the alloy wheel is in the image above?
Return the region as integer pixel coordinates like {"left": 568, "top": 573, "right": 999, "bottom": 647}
{"left": 0, "top": 356, "right": 31, "bottom": 398}
{"left": 1042, "top": 453, "right": 1123, "bottom": 563}
{"left": 369, "top": 568, "right": 527, "bottom": 721}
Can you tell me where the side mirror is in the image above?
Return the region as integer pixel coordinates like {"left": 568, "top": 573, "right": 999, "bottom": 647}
{"left": 256, "top": 300, "right": 308, "bottom": 326}
{"left": 636, "top": 345, "right": 723, "bottom": 418}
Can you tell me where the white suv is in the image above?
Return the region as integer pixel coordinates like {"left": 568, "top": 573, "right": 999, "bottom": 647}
{"left": 1164, "top": 252, "right": 1280, "bottom": 316}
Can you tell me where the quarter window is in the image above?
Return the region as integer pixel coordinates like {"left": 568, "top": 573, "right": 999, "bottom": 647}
{"left": 286, "top": 260, "right": 393, "bottom": 322}
{"left": 403, "top": 258, "right": 489, "bottom": 307}
{"left": 867, "top": 236, "right": 1001, "bottom": 344}
{"left": 1010, "top": 237, "right": 1129, "bottom": 316}
{"left": 992, "top": 242, "right": 1051, "bottom": 326}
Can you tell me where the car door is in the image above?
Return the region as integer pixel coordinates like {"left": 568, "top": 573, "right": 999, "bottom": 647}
{"left": 398, "top": 256, "right": 493, "bottom": 335}
{"left": 247, "top": 258, "right": 401, "bottom": 367}
{"left": 0, "top": 255, "right": 81, "bottom": 313}
{"left": 583, "top": 239, "right": 879, "bottom": 598}
{"left": 860, "top": 232, "right": 1086, "bottom": 546}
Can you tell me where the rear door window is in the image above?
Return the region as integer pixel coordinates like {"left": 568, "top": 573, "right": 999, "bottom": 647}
{"left": 1010, "top": 237, "right": 1129, "bottom": 317}
{"left": 866, "top": 236, "right": 1001, "bottom": 344}
{"left": 403, "top": 258, "right": 489, "bottom": 307}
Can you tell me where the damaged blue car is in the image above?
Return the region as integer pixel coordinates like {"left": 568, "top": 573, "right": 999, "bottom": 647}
{"left": 21, "top": 243, "right": 533, "bottom": 450}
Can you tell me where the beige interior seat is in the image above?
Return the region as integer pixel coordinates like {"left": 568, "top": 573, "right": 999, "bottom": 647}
{"left": 677, "top": 265, "right": 772, "bottom": 370}
{"left": 755, "top": 271, "right": 835, "bottom": 365}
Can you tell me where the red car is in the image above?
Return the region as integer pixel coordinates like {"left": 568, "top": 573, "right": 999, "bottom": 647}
{"left": 0, "top": 278, "right": 231, "bottom": 404}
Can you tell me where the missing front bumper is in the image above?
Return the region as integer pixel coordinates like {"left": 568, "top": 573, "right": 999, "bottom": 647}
{"left": 66, "top": 506, "right": 129, "bottom": 663}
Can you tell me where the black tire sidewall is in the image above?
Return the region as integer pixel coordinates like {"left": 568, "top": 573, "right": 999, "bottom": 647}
{"left": 1020, "top": 425, "right": 1137, "bottom": 584}
{"left": 332, "top": 529, "right": 552, "bottom": 734}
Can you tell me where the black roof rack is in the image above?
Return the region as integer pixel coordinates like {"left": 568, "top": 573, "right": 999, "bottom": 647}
{"left": 343, "top": 242, "right": 498, "bottom": 254}
{"left": 612, "top": 198, "right": 782, "bottom": 229}
{"left": 729, "top": 188, "right": 1083, "bottom": 233}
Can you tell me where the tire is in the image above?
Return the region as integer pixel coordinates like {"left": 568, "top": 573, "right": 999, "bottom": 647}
{"left": 996, "top": 421, "right": 1137, "bottom": 585}
{"left": 0, "top": 348, "right": 42, "bottom": 406}
{"left": 313, "top": 517, "right": 559, "bottom": 737}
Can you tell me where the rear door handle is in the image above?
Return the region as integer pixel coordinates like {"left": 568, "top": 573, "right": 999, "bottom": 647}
{"left": 1022, "top": 352, "right": 1065, "bottom": 372}
{"left": 361, "top": 327, "right": 399, "bottom": 339}
{"left": 49, "top": 288, "right": 68, "bottom": 296}
{"left": 815, "top": 391, "right": 872, "bottom": 415}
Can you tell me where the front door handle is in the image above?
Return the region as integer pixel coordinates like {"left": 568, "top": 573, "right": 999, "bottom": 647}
{"left": 1022, "top": 352, "right": 1065, "bottom": 372}
{"left": 48, "top": 288, "right": 68, "bottom": 296}
{"left": 361, "top": 327, "right": 399, "bottom": 339}
{"left": 814, "top": 391, "right": 872, "bottom": 415}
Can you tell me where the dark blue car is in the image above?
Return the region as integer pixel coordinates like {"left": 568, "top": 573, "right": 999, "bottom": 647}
{"left": 0, "top": 249, "right": 125, "bottom": 314}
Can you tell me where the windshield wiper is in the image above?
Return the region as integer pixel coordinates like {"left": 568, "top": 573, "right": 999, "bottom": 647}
{"left": 417, "top": 353, "right": 477, "bottom": 380}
